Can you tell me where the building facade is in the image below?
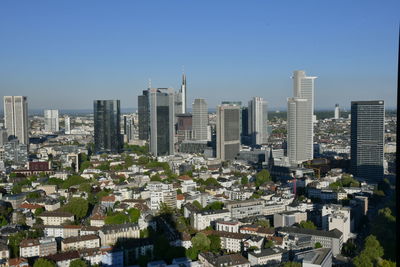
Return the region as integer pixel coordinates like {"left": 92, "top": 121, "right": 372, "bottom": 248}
{"left": 192, "top": 98, "right": 208, "bottom": 140}
{"left": 216, "top": 104, "right": 241, "bottom": 161}
{"left": 350, "top": 100, "right": 384, "bottom": 182}
{"left": 93, "top": 100, "right": 122, "bottom": 154}
{"left": 248, "top": 97, "right": 268, "bottom": 145}
{"left": 44, "top": 109, "right": 59, "bottom": 133}
{"left": 3, "top": 96, "right": 29, "bottom": 145}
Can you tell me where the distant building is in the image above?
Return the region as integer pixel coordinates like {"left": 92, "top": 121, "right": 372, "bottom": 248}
{"left": 98, "top": 223, "right": 140, "bottom": 246}
{"left": 198, "top": 252, "right": 250, "bottom": 267}
{"left": 64, "top": 115, "right": 71, "bottom": 134}
{"left": 3, "top": 139, "right": 28, "bottom": 165}
{"left": 192, "top": 98, "right": 208, "bottom": 140}
{"left": 334, "top": 104, "right": 340, "bottom": 119}
{"left": 273, "top": 211, "right": 307, "bottom": 228}
{"left": 350, "top": 100, "right": 384, "bottom": 182}
{"left": 176, "top": 113, "right": 192, "bottom": 142}
{"left": 138, "top": 89, "right": 150, "bottom": 141}
{"left": 294, "top": 248, "right": 332, "bottom": 267}
{"left": 149, "top": 88, "right": 175, "bottom": 156}
{"left": 248, "top": 97, "right": 268, "bottom": 145}
{"left": 3, "top": 96, "right": 29, "bottom": 145}
{"left": 44, "top": 109, "right": 59, "bottom": 133}
{"left": 287, "top": 71, "right": 316, "bottom": 166}
{"left": 93, "top": 100, "right": 122, "bottom": 154}
{"left": 216, "top": 104, "right": 240, "bottom": 161}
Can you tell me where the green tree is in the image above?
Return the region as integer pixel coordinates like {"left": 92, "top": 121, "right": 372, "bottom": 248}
{"left": 353, "top": 252, "right": 374, "bottom": 267}
{"left": 283, "top": 262, "right": 301, "bottom": 267}
{"left": 186, "top": 247, "right": 199, "bottom": 260}
{"left": 208, "top": 235, "right": 221, "bottom": 253}
{"left": 191, "top": 232, "right": 211, "bottom": 252}
{"left": 204, "top": 201, "right": 224, "bottom": 211}
{"left": 128, "top": 208, "right": 140, "bottom": 223}
{"left": 314, "top": 242, "right": 322, "bottom": 248}
{"left": 61, "top": 197, "right": 89, "bottom": 219}
{"left": 69, "top": 259, "right": 88, "bottom": 267}
{"left": 255, "top": 219, "right": 270, "bottom": 228}
{"left": 264, "top": 239, "right": 274, "bottom": 248}
{"left": 138, "top": 156, "right": 149, "bottom": 165}
{"left": 241, "top": 176, "right": 248, "bottom": 185}
{"left": 105, "top": 212, "right": 129, "bottom": 225}
{"left": 363, "top": 235, "right": 384, "bottom": 260}
{"left": 255, "top": 169, "right": 271, "bottom": 187}
{"left": 192, "top": 200, "right": 202, "bottom": 210}
{"left": 298, "top": 220, "right": 317, "bottom": 230}
{"left": 33, "top": 258, "right": 56, "bottom": 267}
{"left": 62, "top": 175, "right": 86, "bottom": 189}
{"left": 34, "top": 207, "right": 45, "bottom": 216}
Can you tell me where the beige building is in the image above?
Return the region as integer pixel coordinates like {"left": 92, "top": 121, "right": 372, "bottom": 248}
{"left": 61, "top": 235, "right": 100, "bottom": 251}
{"left": 39, "top": 211, "right": 74, "bottom": 225}
{"left": 98, "top": 223, "right": 140, "bottom": 246}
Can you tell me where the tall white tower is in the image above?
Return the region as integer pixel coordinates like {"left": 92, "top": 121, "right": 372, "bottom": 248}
{"left": 3, "top": 96, "right": 29, "bottom": 145}
{"left": 64, "top": 115, "right": 71, "bottom": 134}
{"left": 248, "top": 97, "right": 268, "bottom": 145}
{"left": 44, "top": 109, "right": 59, "bottom": 133}
{"left": 334, "top": 104, "right": 340, "bottom": 119}
{"left": 287, "top": 71, "right": 317, "bottom": 166}
{"left": 180, "top": 72, "right": 187, "bottom": 114}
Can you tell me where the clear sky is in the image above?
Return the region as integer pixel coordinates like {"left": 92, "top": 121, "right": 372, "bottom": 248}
{"left": 0, "top": 0, "right": 398, "bottom": 111}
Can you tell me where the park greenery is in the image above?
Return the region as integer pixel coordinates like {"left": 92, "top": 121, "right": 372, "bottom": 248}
{"left": 328, "top": 174, "right": 360, "bottom": 190}
{"left": 353, "top": 235, "right": 395, "bottom": 267}
{"left": 298, "top": 220, "right": 317, "bottom": 230}
{"left": 105, "top": 208, "right": 140, "bottom": 224}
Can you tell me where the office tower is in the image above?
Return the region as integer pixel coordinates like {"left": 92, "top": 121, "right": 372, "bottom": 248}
{"left": 221, "top": 101, "right": 243, "bottom": 140}
{"left": 351, "top": 101, "right": 384, "bottom": 182}
{"left": 64, "top": 115, "right": 71, "bottom": 134}
{"left": 181, "top": 72, "right": 187, "bottom": 113}
{"left": 149, "top": 88, "right": 175, "bottom": 156}
{"left": 176, "top": 113, "right": 192, "bottom": 142}
{"left": 3, "top": 96, "right": 29, "bottom": 145}
{"left": 138, "top": 90, "right": 150, "bottom": 140}
{"left": 241, "top": 107, "right": 250, "bottom": 145}
{"left": 287, "top": 70, "right": 317, "bottom": 166}
{"left": 0, "top": 128, "right": 8, "bottom": 146}
{"left": 216, "top": 104, "right": 240, "bottom": 161}
{"left": 93, "top": 100, "right": 122, "bottom": 154}
{"left": 123, "top": 115, "right": 135, "bottom": 143}
{"left": 174, "top": 92, "right": 183, "bottom": 117}
{"left": 44, "top": 109, "right": 59, "bottom": 133}
{"left": 192, "top": 98, "right": 208, "bottom": 140}
{"left": 3, "top": 139, "right": 28, "bottom": 165}
{"left": 334, "top": 104, "right": 340, "bottom": 119}
{"left": 248, "top": 97, "right": 268, "bottom": 145}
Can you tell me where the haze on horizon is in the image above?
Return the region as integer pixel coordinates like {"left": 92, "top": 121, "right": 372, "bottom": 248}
{"left": 0, "top": 0, "right": 398, "bottom": 111}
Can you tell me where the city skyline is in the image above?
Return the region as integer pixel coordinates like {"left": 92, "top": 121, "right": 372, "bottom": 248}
{"left": 0, "top": 1, "right": 398, "bottom": 110}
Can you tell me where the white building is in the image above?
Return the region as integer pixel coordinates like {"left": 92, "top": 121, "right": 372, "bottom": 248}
{"left": 287, "top": 71, "right": 317, "bottom": 166}
{"left": 3, "top": 96, "right": 29, "bottom": 145}
{"left": 64, "top": 115, "right": 71, "bottom": 134}
{"left": 248, "top": 248, "right": 288, "bottom": 266}
{"left": 248, "top": 97, "right": 268, "bottom": 145}
{"left": 192, "top": 209, "right": 231, "bottom": 230}
{"left": 321, "top": 204, "right": 351, "bottom": 242}
{"left": 44, "top": 109, "right": 59, "bottom": 133}
{"left": 334, "top": 104, "right": 340, "bottom": 119}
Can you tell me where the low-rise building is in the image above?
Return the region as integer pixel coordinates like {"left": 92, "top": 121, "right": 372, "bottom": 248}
{"left": 39, "top": 211, "right": 74, "bottom": 225}
{"left": 20, "top": 237, "right": 57, "bottom": 258}
{"left": 191, "top": 209, "right": 231, "bottom": 230}
{"left": 294, "top": 248, "right": 333, "bottom": 267}
{"left": 62, "top": 234, "right": 100, "bottom": 251}
{"left": 248, "top": 247, "right": 288, "bottom": 266}
{"left": 198, "top": 252, "right": 250, "bottom": 267}
{"left": 273, "top": 211, "right": 307, "bottom": 228}
{"left": 225, "top": 199, "right": 265, "bottom": 219}
{"left": 98, "top": 223, "right": 140, "bottom": 246}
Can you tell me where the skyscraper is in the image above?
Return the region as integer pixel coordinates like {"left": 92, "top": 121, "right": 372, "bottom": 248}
{"left": 93, "top": 100, "right": 122, "bottom": 154}
{"left": 149, "top": 88, "right": 175, "bottom": 156}
{"left": 64, "top": 115, "right": 71, "bottom": 134}
{"left": 334, "top": 104, "right": 340, "bottom": 119}
{"left": 287, "top": 70, "right": 317, "bottom": 166}
{"left": 3, "top": 96, "right": 29, "bottom": 145}
{"left": 44, "top": 109, "right": 59, "bottom": 133}
{"left": 248, "top": 97, "right": 268, "bottom": 145}
{"left": 138, "top": 90, "right": 150, "bottom": 140}
{"left": 216, "top": 104, "right": 240, "bottom": 161}
{"left": 351, "top": 101, "right": 384, "bottom": 182}
{"left": 180, "top": 72, "right": 187, "bottom": 113}
{"left": 192, "top": 98, "right": 208, "bottom": 140}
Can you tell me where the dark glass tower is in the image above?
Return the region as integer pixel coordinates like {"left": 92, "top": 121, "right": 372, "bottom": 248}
{"left": 351, "top": 100, "right": 384, "bottom": 183}
{"left": 138, "top": 90, "right": 150, "bottom": 140}
{"left": 94, "top": 100, "right": 122, "bottom": 154}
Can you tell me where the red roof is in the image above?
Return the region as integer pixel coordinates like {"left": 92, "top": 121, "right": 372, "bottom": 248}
{"left": 177, "top": 194, "right": 185, "bottom": 200}
{"left": 8, "top": 258, "right": 28, "bottom": 266}
{"left": 20, "top": 203, "right": 44, "bottom": 210}
{"left": 178, "top": 175, "right": 192, "bottom": 181}
{"left": 101, "top": 195, "right": 116, "bottom": 202}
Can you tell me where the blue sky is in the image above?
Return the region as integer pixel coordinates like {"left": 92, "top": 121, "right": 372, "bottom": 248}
{"left": 0, "top": 0, "right": 398, "bottom": 111}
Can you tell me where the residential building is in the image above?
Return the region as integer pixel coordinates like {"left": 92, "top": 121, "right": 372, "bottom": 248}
{"left": 98, "top": 223, "right": 140, "bottom": 246}
{"left": 216, "top": 220, "right": 241, "bottom": 233}
{"left": 3, "top": 139, "right": 28, "bottom": 165}
{"left": 0, "top": 243, "right": 9, "bottom": 266}
{"left": 216, "top": 104, "right": 241, "bottom": 160}
{"left": 61, "top": 235, "right": 100, "bottom": 251}
{"left": 225, "top": 199, "right": 265, "bottom": 219}
{"left": 39, "top": 211, "right": 74, "bottom": 225}
{"left": 294, "top": 248, "right": 333, "bottom": 267}
{"left": 44, "top": 109, "right": 59, "bottom": 133}
{"left": 3, "top": 96, "right": 29, "bottom": 145}
{"left": 273, "top": 211, "right": 307, "bottom": 228}
{"left": 248, "top": 97, "right": 268, "bottom": 145}
{"left": 287, "top": 71, "right": 317, "bottom": 166}
{"left": 350, "top": 100, "right": 384, "bottom": 182}
{"left": 20, "top": 237, "right": 56, "bottom": 258}
{"left": 192, "top": 98, "right": 208, "bottom": 140}
{"left": 248, "top": 247, "right": 288, "bottom": 267}
{"left": 198, "top": 252, "right": 250, "bottom": 267}
{"left": 93, "top": 100, "right": 122, "bottom": 154}
{"left": 191, "top": 209, "right": 231, "bottom": 230}
{"left": 321, "top": 204, "right": 351, "bottom": 243}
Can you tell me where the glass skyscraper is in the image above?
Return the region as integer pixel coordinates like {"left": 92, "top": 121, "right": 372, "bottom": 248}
{"left": 93, "top": 100, "right": 122, "bottom": 154}
{"left": 351, "top": 100, "right": 384, "bottom": 182}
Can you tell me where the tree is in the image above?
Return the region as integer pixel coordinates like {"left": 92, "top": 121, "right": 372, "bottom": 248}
{"left": 264, "top": 239, "right": 274, "bottom": 248}
{"left": 186, "top": 247, "right": 199, "bottom": 260}
{"left": 298, "top": 220, "right": 316, "bottom": 230}
{"left": 61, "top": 198, "right": 89, "bottom": 219}
{"left": 204, "top": 201, "right": 224, "bottom": 211}
{"left": 241, "top": 176, "right": 248, "bottom": 185}
{"left": 192, "top": 200, "right": 202, "bottom": 210}
{"left": 255, "top": 219, "right": 270, "bottom": 228}
{"left": 105, "top": 212, "right": 129, "bottom": 225}
{"left": 128, "top": 208, "right": 140, "bottom": 223}
{"left": 342, "top": 239, "right": 357, "bottom": 257}
{"left": 33, "top": 258, "right": 56, "bottom": 267}
{"left": 204, "top": 178, "right": 219, "bottom": 187}
{"left": 62, "top": 175, "right": 86, "bottom": 189}
{"left": 353, "top": 252, "right": 374, "bottom": 267}
{"left": 255, "top": 169, "right": 271, "bottom": 187}
{"left": 314, "top": 242, "right": 322, "bottom": 248}
{"left": 208, "top": 235, "right": 221, "bottom": 253}
{"left": 363, "top": 235, "right": 384, "bottom": 260}
{"left": 69, "top": 259, "right": 88, "bottom": 267}
{"left": 191, "top": 233, "right": 211, "bottom": 252}
{"left": 34, "top": 207, "right": 45, "bottom": 216}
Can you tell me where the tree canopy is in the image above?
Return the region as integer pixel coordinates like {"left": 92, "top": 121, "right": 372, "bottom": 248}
{"left": 191, "top": 232, "right": 211, "bottom": 252}
{"left": 298, "top": 220, "right": 317, "bottom": 230}
{"left": 255, "top": 169, "right": 271, "bottom": 187}
{"left": 33, "top": 258, "right": 56, "bottom": 267}
{"left": 61, "top": 197, "right": 89, "bottom": 219}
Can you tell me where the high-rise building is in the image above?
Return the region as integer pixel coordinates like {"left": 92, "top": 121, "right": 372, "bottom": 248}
{"left": 176, "top": 113, "right": 192, "bottom": 142}
{"left": 350, "top": 101, "right": 384, "bottom": 182}
{"left": 334, "top": 104, "right": 340, "bottom": 119}
{"left": 138, "top": 90, "right": 150, "bottom": 141}
{"left": 93, "top": 100, "right": 122, "bottom": 154}
{"left": 241, "top": 107, "right": 250, "bottom": 145}
{"left": 0, "top": 128, "right": 8, "bottom": 146}
{"left": 44, "top": 109, "right": 59, "bottom": 133}
{"left": 149, "top": 88, "right": 175, "bottom": 156}
{"left": 181, "top": 72, "right": 187, "bottom": 114}
{"left": 287, "top": 71, "right": 317, "bottom": 166}
{"left": 216, "top": 104, "right": 240, "bottom": 161}
{"left": 192, "top": 98, "right": 208, "bottom": 140}
{"left": 248, "top": 97, "right": 268, "bottom": 145}
{"left": 3, "top": 96, "right": 29, "bottom": 145}
{"left": 64, "top": 115, "right": 71, "bottom": 134}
